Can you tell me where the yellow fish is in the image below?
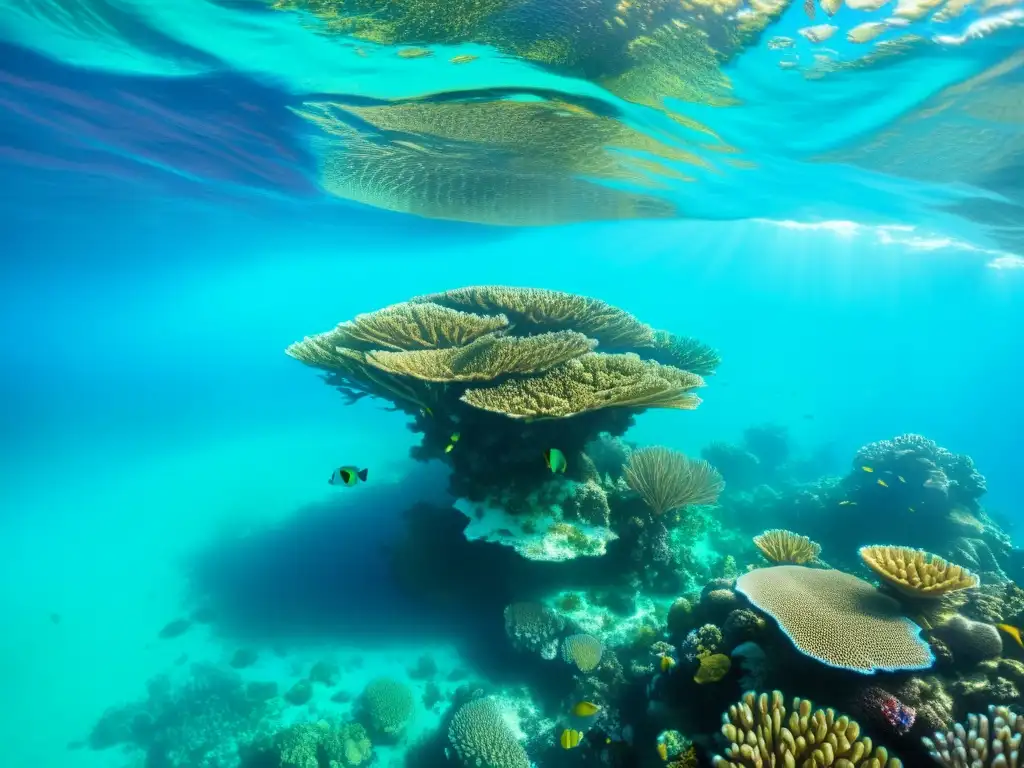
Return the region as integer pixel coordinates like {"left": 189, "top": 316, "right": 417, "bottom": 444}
{"left": 657, "top": 742, "right": 669, "bottom": 761}
{"left": 444, "top": 432, "right": 461, "bottom": 453}
{"left": 572, "top": 701, "right": 600, "bottom": 717}
{"left": 560, "top": 729, "right": 583, "bottom": 749}
{"left": 862, "top": 466, "right": 874, "bottom": 473}
{"left": 660, "top": 655, "right": 675, "bottom": 672}
{"left": 997, "top": 623, "right": 1024, "bottom": 648}
{"left": 444, "top": 444, "right": 455, "bottom": 454}
{"left": 878, "top": 479, "right": 888, "bottom": 487}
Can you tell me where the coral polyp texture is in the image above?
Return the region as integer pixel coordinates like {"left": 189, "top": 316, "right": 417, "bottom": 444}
{"left": 447, "top": 698, "right": 531, "bottom": 768}
{"left": 712, "top": 691, "right": 903, "bottom": 768}
{"left": 625, "top": 446, "right": 724, "bottom": 516}
{"left": 735, "top": 566, "right": 935, "bottom": 674}
{"left": 287, "top": 286, "right": 719, "bottom": 560}
{"left": 562, "top": 633, "right": 604, "bottom": 672}
{"left": 922, "top": 705, "right": 1024, "bottom": 768}
{"left": 753, "top": 529, "right": 822, "bottom": 565}
{"left": 859, "top": 545, "right": 980, "bottom": 599}
{"left": 504, "top": 602, "right": 565, "bottom": 660}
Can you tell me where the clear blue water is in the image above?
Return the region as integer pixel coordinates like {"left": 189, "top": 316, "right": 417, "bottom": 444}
{"left": 1, "top": 2, "right": 1023, "bottom": 768}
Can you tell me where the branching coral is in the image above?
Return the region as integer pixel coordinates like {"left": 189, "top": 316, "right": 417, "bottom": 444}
{"left": 504, "top": 602, "right": 565, "bottom": 660}
{"left": 410, "top": 286, "right": 656, "bottom": 349}
{"left": 922, "top": 705, "right": 1024, "bottom": 768}
{"left": 647, "top": 329, "right": 721, "bottom": 375}
{"left": 735, "top": 566, "right": 935, "bottom": 674}
{"left": 712, "top": 691, "right": 903, "bottom": 768}
{"left": 363, "top": 330, "right": 596, "bottom": 382}
{"left": 333, "top": 301, "right": 511, "bottom": 350}
{"left": 447, "top": 698, "right": 531, "bottom": 768}
{"left": 357, "top": 678, "right": 414, "bottom": 742}
{"left": 859, "top": 545, "right": 979, "bottom": 599}
{"left": 461, "top": 353, "right": 704, "bottom": 419}
{"left": 753, "top": 529, "right": 822, "bottom": 565}
{"left": 625, "top": 445, "right": 724, "bottom": 515}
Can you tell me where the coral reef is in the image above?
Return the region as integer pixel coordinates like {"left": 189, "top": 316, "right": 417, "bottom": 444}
{"left": 735, "top": 566, "right": 935, "bottom": 673}
{"left": 504, "top": 602, "right": 565, "bottom": 660}
{"left": 447, "top": 697, "right": 531, "bottom": 768}
{"left": 712, "top": 691, "right": 902, "bottom": 768}
{"left": 356, "top": 678, "right": 415, "bottom": 742}
{"left": 624, "top": 446, "right": 724, "bottom": 515}
{"left": 923, "top": 705, "right": 1024, "bottom": 768}
{"left": 859, "top": 545, "right": 979, "bottom": 599}
{"left": 753, "top": 529, "right": 821, "bottom": 565}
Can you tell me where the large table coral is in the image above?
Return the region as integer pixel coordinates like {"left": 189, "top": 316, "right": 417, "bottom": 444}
{"left": 735, "top": 566, "right": 935, "bottom": 674}
{"left": 288, "top": 286, "right": 718, "bottom": 562}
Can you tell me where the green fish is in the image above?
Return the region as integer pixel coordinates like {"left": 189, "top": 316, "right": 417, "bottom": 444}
{"left": 544, "top": 448, "right": 567, "bottom": 473}
{"left": 330, "top": 466, "right": 368, "bottom": 487}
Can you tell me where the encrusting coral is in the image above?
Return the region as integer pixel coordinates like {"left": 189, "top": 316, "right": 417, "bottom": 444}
{"left": 447, "top": 697, "right": 531, "bottom": 768}
{"left": 735, "top": 566, "right": 935, "bottom": 674}
{"left": 625, "top": 446, "right": 724, "bottom": 516}
{"left": 922, "top": 705, "right": 1024, "bottom": 768}
{"left": 859, "top": 545, "right": 980, "bottom": 599}
{"left": 712, "top": 690, "right": 903, "bottom": 768}
{"left": 753, "top": 529, "right": 822, "bottom": 565}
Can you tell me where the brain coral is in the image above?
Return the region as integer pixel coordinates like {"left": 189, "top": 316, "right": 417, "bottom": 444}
{"left": 930, "top": 615, "right": 1003, "bottom": 664}
{"left": 712, "top": 691, "right": 903, "bottom": 768}
{"left": 923, "top": 705, "right": 1024, "bottom": 768}
{"left": 503, "top": 602, "right": 565, "bottom": 660}
{"left": 562, "top": 633, "right": 604, "bottom": 672}
{"left": 358, "top": 678, "right": 414, "bottom": 741}
{"left": 447, "top": 697, "right": 530, "bottom": 768}
{"left": 735, "top": 566, "right": 934, "bottom": 674}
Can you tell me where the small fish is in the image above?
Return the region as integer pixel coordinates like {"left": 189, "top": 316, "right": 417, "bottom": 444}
{"left": 572, "top": 701, "right": 601, "bottom": 717}
{"left": 898, "top": 476, "right": 906, "bottom": 483}
{"left": 444, "top": 431, "right": 461, "bottom": 453}
{"left": 997, "top": 623, "right": 1024, "bottom": 648}
{"left": 560, "top": 729, "right": 584, "bottom": 749}
{"left": 909, "top": 506, "right": 916, "bottom": 513}
{"left": 862, "top": 466, "right": 874, "bottom": 473}
{"left": 449, "top": 54, "right": 478, "bottom": 64}
{"left": 544, "top": 448, "right": 568, "bottom": 473}
{"left": 660, "top": 654, "right": 675, "bottom": 672}
{"left": 445, "top": 444, "right": 454, "bottom": 454}
{"left": 878, "top": 479, "right": 888, "bottom": 488}
{"left": 839, "top": 500, "right": 852, "bottom": 506}
{"left": 397, "top": 47, "right": 432, "bottom": 59}
{"left": 330, "top": 466, "right": 368, "bottom": 486}
{"left": 803, "top": 0, "right": 815, "bottom": 19}
{"left": 657, "top": 742, "right": 669, "bottom": 761}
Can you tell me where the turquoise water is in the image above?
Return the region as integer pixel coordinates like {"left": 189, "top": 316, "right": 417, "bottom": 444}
{"left": 1, "top": 2, "right": 1023, "bottom": 768}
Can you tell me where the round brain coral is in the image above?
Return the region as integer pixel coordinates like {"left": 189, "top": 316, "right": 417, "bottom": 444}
{"left": 735, "top": 566, "right": 934, "bottom": 674}
{"left": 562, "top": 633, "right": 604, "bottom": 672}
{"left": 712, "top": 690, "right": 903, "bottom": 768}
{"left": 358, "top": 678, "right": 414, "bottom": 741}
{"left": 447, "top": 698, "right": 530, "bottom": 768}
{"left": 858, "top": 545, "right": 979, "bottom": 599}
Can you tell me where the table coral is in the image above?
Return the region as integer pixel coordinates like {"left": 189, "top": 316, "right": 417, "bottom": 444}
{"left": 859, "top": 545, "right": 979, "bottom": 599}
{"left": 735, "top": 566, "right": 934, "bottom": 674}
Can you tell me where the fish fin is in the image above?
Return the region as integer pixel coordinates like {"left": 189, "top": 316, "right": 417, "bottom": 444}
{"left": 358, "top": 468, "right": 368, "bottom": 482}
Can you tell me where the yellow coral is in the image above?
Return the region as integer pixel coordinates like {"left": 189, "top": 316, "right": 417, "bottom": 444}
{"left": 332, "top": 301, "right": 510, "bottom": 350}
{"left": 693, "top": 652, "right": 730, "bottom": 684}
{"left": 753, "top": 529, "right": 822, "bottom": 565}
{"left": 734, "top": 566, "right": 934, "bottom": 673}
{"left": 461, "top": 353, "right": 703, "bottom": 419}
{"left": 362, "top": 331, "right": 596, "bottom": 382}
{"left": 625, "top": 446, "right": 724, "bottom": 515}
{"left": 562, "top": 634, "right": 604, "bottom": 672}
{"left": 713, "top": 691, "right": 903, "bottom": 768}
{"left": 859, "top": 545, "right": 979, "bottom": 599}
{"left": 411, "top": 286, "right": 655, "bottom": 348}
